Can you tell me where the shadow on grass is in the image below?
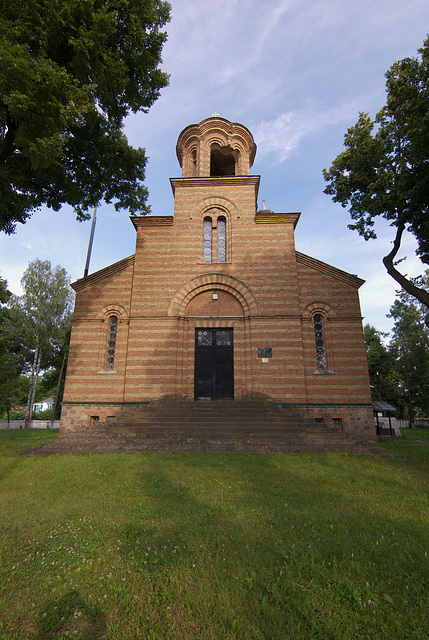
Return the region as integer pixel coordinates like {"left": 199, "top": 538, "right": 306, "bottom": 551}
{"left": 114, "top": 451, "right": 428, "bottom": 638}
{"left": 35, "top": 590, "right": 106, "bottom": 640}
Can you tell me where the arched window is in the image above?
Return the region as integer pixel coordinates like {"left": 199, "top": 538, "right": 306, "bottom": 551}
{"left": 105, "top": 316, "right": 119, "bottom": 370}
{"left": 313, "top": 314, "right": 327, "bottom": 370}
{"left": 203, "top": 217, "right": 213, "bottom": 263}
{"left": 210, "top": 145, "right": 236, "bottom": 176}
{"left": 217, "top": 216, "right": 226, "bottom": 262}
{"left": 203, "top": 215, "right": 228, "bottom": 263}
{"left": 191, "top": 149, "right": 197, "bottom": 176}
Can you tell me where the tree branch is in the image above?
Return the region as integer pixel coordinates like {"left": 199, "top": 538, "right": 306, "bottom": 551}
{"left": 383, "top": 223, "right": 429, "bottom": 328}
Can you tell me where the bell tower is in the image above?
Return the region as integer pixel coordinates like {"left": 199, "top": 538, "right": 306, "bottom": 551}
{"left": 170, "top": 116, "right": 261, "bottom": 231}
{"left": 176, "top": 116, "right": 257, "bottom": 178}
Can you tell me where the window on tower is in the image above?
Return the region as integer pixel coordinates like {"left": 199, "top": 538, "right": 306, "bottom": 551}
{"left": 203, "top": 217, "right": 213, "bottom": 263}
{"left": 202, "top": 215, "right": 227, "bottom": 263}
{"left": 217, "top": 216, "right": 226, "bottom": 262}
{"left": 191, "top": 149, "right": 197, "bottom": 176}
{"left": 210, "top": 144, "right": 236, "bottom": 176}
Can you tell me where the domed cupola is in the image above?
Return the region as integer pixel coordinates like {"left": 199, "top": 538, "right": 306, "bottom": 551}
{"left": 176, "top": 116, "right": 257, "bottom": 178}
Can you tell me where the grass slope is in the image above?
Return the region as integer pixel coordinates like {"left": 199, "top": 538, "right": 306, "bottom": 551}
{"left": 0, "top": 429, "right": 428, "bottom": 639}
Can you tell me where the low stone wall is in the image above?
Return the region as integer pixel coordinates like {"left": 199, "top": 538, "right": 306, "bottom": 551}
{"left": 0, "top": 420, "right": 60, "bottom": 430}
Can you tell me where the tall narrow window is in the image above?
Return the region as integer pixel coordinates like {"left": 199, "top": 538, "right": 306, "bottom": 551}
{"left": 203, "top": 217, "right": 212, "bottom": 263}
{"left": 313, "top": 314, "right": 327, "bottom": 370}
{"left": 192, "top": 149, "right": 197, "bottom": 176}
{"left": 105, "top": 316, "right": 118, "bottom": 370}
{"left": 217, "top": 216, "right": 226, "bottom": 262}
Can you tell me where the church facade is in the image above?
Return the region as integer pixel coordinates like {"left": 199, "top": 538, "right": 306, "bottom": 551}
{"left": 60, "top": 116, "right": 375, "bottom": 437}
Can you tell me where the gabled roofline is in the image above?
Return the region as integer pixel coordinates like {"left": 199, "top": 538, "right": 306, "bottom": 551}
{"left": 131, "top": 216, "right": 174, "bottom": 229}
{"left": 296, "top": 251, "right": 365, "bottom": 288}
{"left": 71, "top": 255, "right": 135, "bottom": 292}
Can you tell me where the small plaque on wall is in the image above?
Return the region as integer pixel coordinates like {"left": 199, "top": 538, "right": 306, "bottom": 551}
{"left": 258, "top": 348, "right": 272, "bottom": 358}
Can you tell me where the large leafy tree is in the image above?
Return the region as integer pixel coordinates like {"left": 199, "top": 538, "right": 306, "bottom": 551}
{"left": 9, "top": 259, "right": 74, "bottom": 426}
{"left": 0, "top": 276, "right": 11, "bottom": 303}
{"left": 323, "top": 36, "right": 429, "bottom": 325}
{"left": 363, "top": 324, "right": 403, "bottom": 410}
{"left": 387, "top": 272, "right": 429, "bottom": 420}
{"left": 0, "top": 276, "right": 23, "bottom": 424}
{"left": 0, "top": 0, "right": 170, "bottom": 233}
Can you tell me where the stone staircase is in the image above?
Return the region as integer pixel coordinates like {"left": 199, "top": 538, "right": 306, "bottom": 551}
{"left": 22, "top": 400, "right": 387, "bottom": 456}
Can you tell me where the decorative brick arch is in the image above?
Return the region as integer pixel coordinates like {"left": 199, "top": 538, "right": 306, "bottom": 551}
{"left": 302, "top": 301, "right": 336, "bottom": 320}
{"left": 190, "top": 196, "right": 239, "bottom": 220}
{"left": 168, "top": 274, "right": 260, "bottom": 317}
{"left": 96, "top": 304, "right": 129, "bottom": 321}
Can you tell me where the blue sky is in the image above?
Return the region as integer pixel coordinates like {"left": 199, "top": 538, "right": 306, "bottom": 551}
{"left": 1, "top": 0, "right": 428, "bottom": 333}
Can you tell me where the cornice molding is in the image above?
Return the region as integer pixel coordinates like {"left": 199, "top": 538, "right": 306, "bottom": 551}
{"left": 72, "top": 255, "right": 135, "bottom": 291}
{"left": 255, "top": 212, "right": 301, "bottom": 227}
{"left": 296, "top": 252, "right": 365, "bottom": 288}
{"left": 170, "top": 175, "right": 260, "bottom": 195}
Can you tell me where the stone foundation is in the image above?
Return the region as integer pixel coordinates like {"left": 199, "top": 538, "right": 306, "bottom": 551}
{"left": 306, "top": 405, "right": 375, "bottom": 437}
{"left": 59, "top": 403, "right": 123, "bottom": 434}
{"left": 60, "top": 400, "right": 375, "bottom": 439}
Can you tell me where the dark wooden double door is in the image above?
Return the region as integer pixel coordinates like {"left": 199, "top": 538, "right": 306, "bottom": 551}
{"left": 194, "top": 328, "right": 234, "bottom": 400}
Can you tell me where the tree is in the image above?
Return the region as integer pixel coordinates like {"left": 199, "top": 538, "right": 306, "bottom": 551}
{"left": 323, "top": 36, "right": 429, "bottom": 325}
{"left": 0, "top": 276, "right": 25, "bottom": 424}
{"left": 0, "top": 276, "right": 11, "bottom": 303}
{"left": 44, "top": 322, "right": 72, "bottom": 428}
{"left": 10, "top": 259, "right": 74, "bottom": 426}
{"left": 0, "top": 0, "right": 171, "bottom": 233}
{"left": 387, "top": 272, "right": 429, "bottom": 421}
{"left": 363, "top": 324, "right": 403, "bottom": 409}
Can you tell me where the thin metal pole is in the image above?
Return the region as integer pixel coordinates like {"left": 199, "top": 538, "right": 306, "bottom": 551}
{"left": 84, "top": 205, "right": 98, "bottom": 278}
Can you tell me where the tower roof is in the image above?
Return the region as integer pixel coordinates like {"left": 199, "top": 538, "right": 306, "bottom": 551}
{"left": 176, "top": 116, "right": 257, "bottom": 169}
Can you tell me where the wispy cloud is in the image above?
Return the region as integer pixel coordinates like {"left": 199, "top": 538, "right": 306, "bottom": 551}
{"left": 253, "top": 100, "right": 364, "bottom": 163}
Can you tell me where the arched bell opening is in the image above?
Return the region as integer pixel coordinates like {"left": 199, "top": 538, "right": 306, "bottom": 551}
{"left": 210, "top": 144, "right": 237, "bottom": 176}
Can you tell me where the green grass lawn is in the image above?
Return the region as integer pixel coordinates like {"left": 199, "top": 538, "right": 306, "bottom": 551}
{"left": 0, "top": 428, "right": 428, "bottom": 639}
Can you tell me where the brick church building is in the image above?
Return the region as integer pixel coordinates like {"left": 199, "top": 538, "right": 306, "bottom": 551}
{"left": 60, "top": 116, "right": 375, "bottom": 440}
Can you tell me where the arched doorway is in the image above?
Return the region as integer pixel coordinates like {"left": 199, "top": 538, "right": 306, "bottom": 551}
{"left": 194, "top": 328, "right": 234, "bottom": 400}
{"left": 168, "top": 275, "right": 260, "bottom": 400}
{"left": 185, "top": 290, "right": 241, "bottom": 401}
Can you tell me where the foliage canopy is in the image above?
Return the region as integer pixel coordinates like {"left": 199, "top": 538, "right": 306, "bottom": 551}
{"left": 323, "top": 36, "right": 429, "bottom": 322}
{"left": 388, "top": 272, "right": 429, "bottom": 418}
{"left": 0, "top": 0, "right": 171, "bottom": 233}
{"left": 364, "top": 271, "right": 429, "bottom": 419}
{"left": 8, "top": 259, "right": 74, "bottom": 425}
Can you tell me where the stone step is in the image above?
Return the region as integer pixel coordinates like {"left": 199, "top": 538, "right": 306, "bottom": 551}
{"left": 101, "top": 418, "right": 334, "bottom": 432}
{"left": 115, "top": 401, "right": 296, "bottom": 417}
{"left": 24, "top": 437, "right": 383, "bottom": 456}
{"left": 21, "top": 400, "right": 386, "bottom": 456}
{"left": 56, "top": 431, "right": 348, "bottom": 445}
{"left": 27, "top": 424, "right": 377, "bottom": 456}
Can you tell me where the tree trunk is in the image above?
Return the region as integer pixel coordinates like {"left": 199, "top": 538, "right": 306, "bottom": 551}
{"left": 25, "top": 345, "right": 42, "bottom": 428}
{"left": 24, "top": 346, "right": 39, "bottom": 428}
{"left": 383, "top": 223, "right": 429, "bottom": 328}
{"left": 50, "top": 348, "right": 68, "bottom": 429}
{"left": 403, "top": 360, "right": 415, "bottom": 428}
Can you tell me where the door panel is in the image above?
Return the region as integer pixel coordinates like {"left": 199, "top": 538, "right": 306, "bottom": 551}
{"left": 194, "top": 347, "right": 215, "bottom": 399}
{"left": 195, "top": 329, "right": 234, "bottom": 400}
{"left": 214, "top": 346, "right": 234, "bottom": 399}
